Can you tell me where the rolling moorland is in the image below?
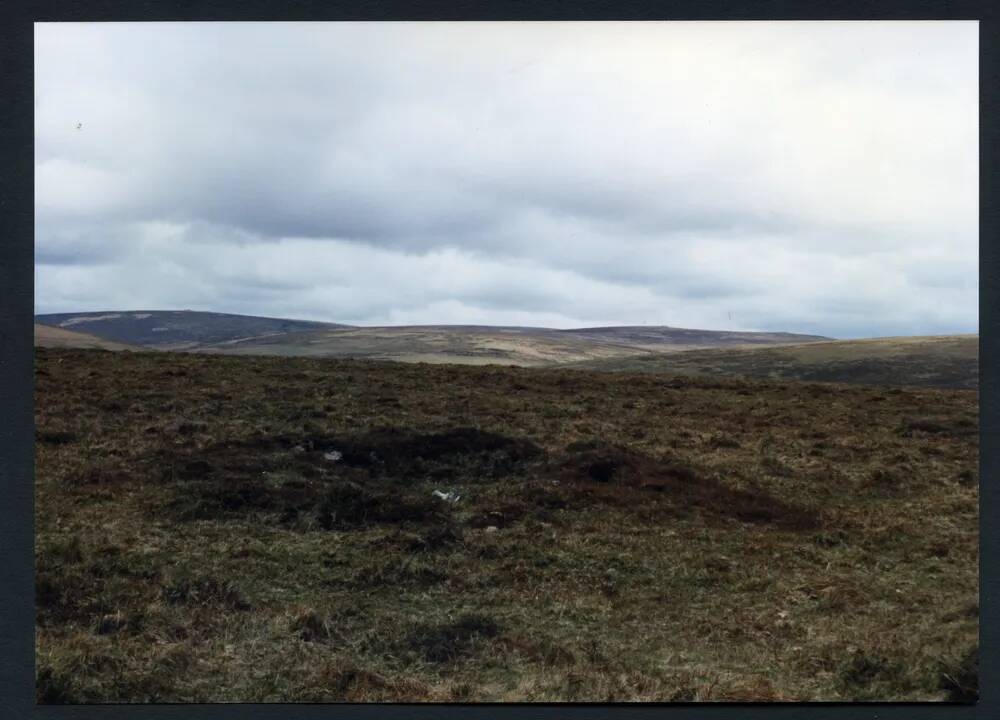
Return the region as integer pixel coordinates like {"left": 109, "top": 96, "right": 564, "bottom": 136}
{"left": 34, "top": 311, "right": 977, "bottom": 390}
{"left": 35, "top": 311, "right": 347, "bottom": 351}
{"left": 567, "top": 336, "right": 980, "bottom": 390}
{"left": 34, "top": 323, "right": 144, "bottom": 352}
{"left": 35, "top": 342, "right": 978, "bottom": 702}
{"left": 199, "top": 325, "right": 835, "bottom": 366}
{"left": 34, "top": 311, "right": 832, "bottom": 367}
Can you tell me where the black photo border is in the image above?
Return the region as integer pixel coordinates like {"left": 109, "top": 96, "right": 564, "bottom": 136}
{"left": 1, "top": 1, "right": 996, "bottom": 719}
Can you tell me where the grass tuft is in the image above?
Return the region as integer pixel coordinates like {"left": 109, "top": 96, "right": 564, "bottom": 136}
{"left": 34, "top": 347, "right": 978, "bottom": 702}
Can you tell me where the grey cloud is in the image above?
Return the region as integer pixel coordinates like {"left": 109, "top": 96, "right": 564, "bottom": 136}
{"left": 34, "top": 22, "right": 978, "bottom": 337}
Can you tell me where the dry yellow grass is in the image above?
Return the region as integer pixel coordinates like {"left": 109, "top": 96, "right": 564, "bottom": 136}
{"left": 34, "top": 323, "right": 144, "bottom": 352}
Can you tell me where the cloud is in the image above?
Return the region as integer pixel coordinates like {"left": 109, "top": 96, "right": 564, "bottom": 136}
{"left": 34, "top": 21, "right": 978, "bottom": 337}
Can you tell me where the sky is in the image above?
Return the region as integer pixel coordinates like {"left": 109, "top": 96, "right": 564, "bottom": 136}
{"left": 34, "top": 21, "right": 978, "bottom": 338}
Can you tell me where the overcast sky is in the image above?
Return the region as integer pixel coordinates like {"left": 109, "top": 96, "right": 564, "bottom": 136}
{"left": 35, "top": 21, "right": 977, "bottom": 338}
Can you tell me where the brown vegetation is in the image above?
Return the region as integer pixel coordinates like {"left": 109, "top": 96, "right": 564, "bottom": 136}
{"left": 569, "top": 335, "right": 979, "bottom": 389}
{"left": 35, "top": 347, "right": 978, "bottom": 702}
{"left": 33, "top": 323, "right": 144, "bottom": 352}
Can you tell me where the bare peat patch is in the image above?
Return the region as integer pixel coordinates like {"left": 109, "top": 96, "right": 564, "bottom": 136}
{"left": 559, "top": 441, "right": 820, "bottom": 530}
{"left": 151, "top": 427, "right": 544, "bottom": 528}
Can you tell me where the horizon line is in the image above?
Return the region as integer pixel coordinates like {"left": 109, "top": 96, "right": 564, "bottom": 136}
{"left": 32, "top": 307, "right": 981, "bottom": 341}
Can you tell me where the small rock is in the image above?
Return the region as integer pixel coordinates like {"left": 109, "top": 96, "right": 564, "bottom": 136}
{"left": 323, "top": 450, "right": 343, "bottom": 462}
{"left": 485, "top": 526, "right": 499, "bottom": 533}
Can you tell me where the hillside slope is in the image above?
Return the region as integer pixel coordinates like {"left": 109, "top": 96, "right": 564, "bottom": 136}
{"left": 33, "top": 323, "right": 145, "bottom": 352}
{"left": 567, "top": 335, "right": 979, "bottom": 390}
{"left": 194, "top": 325, "right": 832, "bottom": 366}
{"left": 34, "top": 311, "right": 832, "bottom": 365}
{"left": 557, "top": 326, "right": 830, "bottom": 351}
{"left": 195, "top": 325, "right": 657, "bottom": 366}
{"left": 34, "top": 310, "right": 346, "bottom": 350}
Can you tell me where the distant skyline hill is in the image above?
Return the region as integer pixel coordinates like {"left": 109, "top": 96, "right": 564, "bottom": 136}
{"left": 34, "top": 310, "right": 834, "bottom": 366}
{"left": 34, "top": 310, "right": 347, "bottom": 350}
{"left": 32, "top": 310, "right": 977, "bottom": 388}
{"left": 556, "top": 326, "right": 831, "bottom": 351}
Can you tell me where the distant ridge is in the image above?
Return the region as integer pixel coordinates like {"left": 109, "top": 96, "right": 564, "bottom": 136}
{"left": 35, "top": 310, "right": 348, "bottom": 350}
{"left": 556, "top": 325, "right": 831, "bottom": 350}
{"left": 34, "top": 310, "right": 976, "bottom": 387}
{"left": 34, "top": 309, "right": 833, "bottom": 366}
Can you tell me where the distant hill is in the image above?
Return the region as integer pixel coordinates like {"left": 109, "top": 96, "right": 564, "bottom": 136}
{"left": 566, "top": 335, "right": 979, "bottom": 389}
{"left": 191, "top": 325, "right": 657, "bottom": 366}
{"left": 33, "top": 311, "right": 833, "bottom": 366}
{"left": 33, "top": 323, "right": 144, "bottom": 352}
{"left": 174, "top": 323, "right": 832, "bottom": 366}
{"left": 557, "top": 326, "right": 831, "bottom": 351}
{"left": 34, "top": 311, "right": 347, "bottom": 350}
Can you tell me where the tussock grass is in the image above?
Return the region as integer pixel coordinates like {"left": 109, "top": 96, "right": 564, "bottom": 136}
{"left": 35, "top": 347, "right": 977, "bottom": 702}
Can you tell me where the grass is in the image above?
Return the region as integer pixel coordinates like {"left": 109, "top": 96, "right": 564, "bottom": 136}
{"left": 195, "top": 325, "right": 658, "bottom": 366}
{"left": 34, "top": 323, "right": 145, "bottom": 352}
{"left": 34, "top": 346, "right": 978, "bottom": 702}
{"left": 567, "top": 335, "right": 978, "bottom": 390}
